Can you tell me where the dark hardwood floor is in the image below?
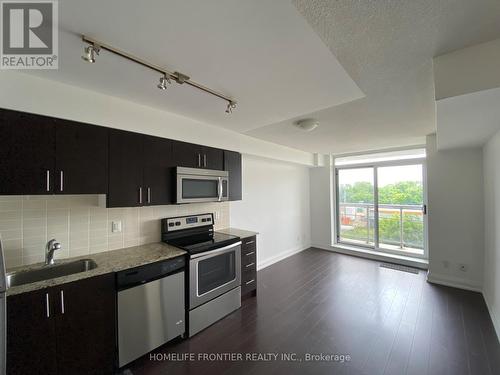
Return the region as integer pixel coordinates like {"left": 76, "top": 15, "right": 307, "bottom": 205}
{"left": 125, "top": 248, "right": 500, "bottom": 375}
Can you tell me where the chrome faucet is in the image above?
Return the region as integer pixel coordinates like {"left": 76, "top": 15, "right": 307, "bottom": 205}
{"left": 45, "top": 239, "right": 61, "bottom": 265}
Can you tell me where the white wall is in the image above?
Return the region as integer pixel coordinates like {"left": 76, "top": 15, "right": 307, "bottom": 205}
{"left": 310, "top": 163, "right": 333, "bottom": 248}
{"left": 426, "top": 134, "right": 484, "bottom": 290}
{"left": 230, "top": 154, "right": 311, "bottom": 269}
{"left": 0, "top": 72, "right": 314, "bottom": 166}
{"left": 483, "top": 130, "right": 500, "bottom": 338}
{"left": 434, "top": 38, "right": 500, "bottom": 100}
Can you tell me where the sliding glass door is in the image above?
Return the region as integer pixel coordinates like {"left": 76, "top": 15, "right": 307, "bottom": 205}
{"left": 336, "top": 160, "right": 426, "bottom": 258}
{"left": 337, "top": 168, "right": 375, "bottom": 247}
{"left": 377, "top": 164, "right": 424, "bottom": 255}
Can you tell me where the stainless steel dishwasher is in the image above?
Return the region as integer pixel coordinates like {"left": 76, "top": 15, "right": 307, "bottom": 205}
{"left": 117, "top": 256, "right": 185, "bottom": 368}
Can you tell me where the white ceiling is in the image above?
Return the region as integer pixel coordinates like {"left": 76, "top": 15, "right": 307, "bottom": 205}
{"left": 436, "top": 87, "right": 500, "bottom": 150}
{"left": 25, "top": 0, "right": 500, "bottom": 155}
{"left": 248, "top": 0, "right": 500, "bottom": 154}
{"left": 26, "top": 0, "right": 363, "bottom": 133}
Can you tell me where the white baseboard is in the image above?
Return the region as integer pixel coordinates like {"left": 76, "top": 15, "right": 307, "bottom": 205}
{"left": 312, "top": 243, "right": 429, "bottom": 270}
{"left": 257, "top": 244, "right": 310, "bottom": 271}
{"left": 426, "top": 271, "right": 482, "bottom": 292}
{"left": 483, "top": 291, "right": 500, "bottom": 341}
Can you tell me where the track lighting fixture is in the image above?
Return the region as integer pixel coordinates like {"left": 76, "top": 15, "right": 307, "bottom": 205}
{"left": 225, "top": 102, "right": 237, "bottom": 114}
{"left": 157, "top": 74, "right": 171, "bottom": 90}
{"left": 81, "top": 35, "right": 237, "bottom": 113}
{"left": 81, "top": 45, "right": 100, "bottom": 63}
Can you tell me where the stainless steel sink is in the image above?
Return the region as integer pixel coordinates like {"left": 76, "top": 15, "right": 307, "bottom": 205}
{"left": 6, "top": 259, "right": 98, "bottom": 288}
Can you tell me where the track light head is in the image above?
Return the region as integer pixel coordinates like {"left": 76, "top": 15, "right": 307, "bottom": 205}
{"left": 82, "top": 45, "right": 100, "bottom": 63}
{"left": 225, "top": 101, "right": 237, "bottom": 114}
{"left": 157, "top": 75, "right": 171, "bottom": 90}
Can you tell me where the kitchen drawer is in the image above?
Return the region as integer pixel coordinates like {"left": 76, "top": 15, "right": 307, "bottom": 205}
{"left": 242, "top": 261, "right": 256, "bottom": 278}
{"left": 241, "top": 273, "right": 257, "bottom": 295}
{"left": 241, "top": 265, "right": 257, "bottom": 284}
{"left": 240, "top": 235, "right": 257, "bottom": 298}
{"left": 241, "top": 249, "right": 256, "bottom": 267}
{"left": 241, "top": 236, "right": 256, "bottom": 251}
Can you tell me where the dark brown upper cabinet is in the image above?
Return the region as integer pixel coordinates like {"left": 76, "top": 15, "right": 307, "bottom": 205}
{"left": 7, "top": 274, "right": 116, "bottom": 375}
{"left": 0, "top": 109, "right": 108, "bottom": 195}
{"left": 108, "top": 129, "right": 144, "bottom": 207}
{"left": 143, "top": 135, "right": 175, "bottom": 206}
{"left": 0, "top": 108, "right": 240, "bottom": 204}
{"left": 172, "top": 141, "right": 202, "bottom": 169}
{"left": 108, "top": 130, "right": 175, "bottom": 207}
{"left": 173, "top": 141, "right": 224, "bottom": 170}
{"left": 203, "top": 146, "right": 224, "bottom": 170}
{"left": 224, "top": 150, "right": 242, "bottom": 201}
{"left": 55, "top": 119, "right": 108, "bottom": 194}
{"left": 0, "top": 109, "right": 55, "bottom": 194}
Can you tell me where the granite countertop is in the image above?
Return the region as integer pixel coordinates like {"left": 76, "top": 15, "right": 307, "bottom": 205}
{"left": 6, "top": 243, "right": 186, "bottom": 296}
{"left": 218, "top": 227, "right": 259, "bottom": 239}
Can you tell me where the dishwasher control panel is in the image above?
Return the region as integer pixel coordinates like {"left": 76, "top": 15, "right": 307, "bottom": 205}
{"left": 116, "top": 256, "right": 185, "bottom": 291}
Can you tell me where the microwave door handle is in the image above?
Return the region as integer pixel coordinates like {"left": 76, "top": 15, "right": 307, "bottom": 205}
{"left": 218, "top": 177, "right": 222, "bottom": 202}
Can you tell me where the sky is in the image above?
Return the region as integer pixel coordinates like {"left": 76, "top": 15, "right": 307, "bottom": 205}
{"left": 338, "top": 165, "right": 423, "bottom": 187}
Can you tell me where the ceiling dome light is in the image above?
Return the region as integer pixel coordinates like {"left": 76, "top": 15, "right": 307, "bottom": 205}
{"left": 81, "top": 45, "right": 99, "bottom": 63}
{"left": 294, "top": 119, "right": 319, "bottom": 132}
{"left": 157, "top": 75, "right": 171, "bottom": 90}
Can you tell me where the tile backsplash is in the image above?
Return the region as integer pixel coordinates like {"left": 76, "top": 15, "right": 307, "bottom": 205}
{"left": 0, "top": 195, "right": 230, "bottom": 269}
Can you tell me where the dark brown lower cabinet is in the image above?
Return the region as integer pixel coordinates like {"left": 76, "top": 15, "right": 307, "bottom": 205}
{"left": 7, "top": 274, "right": 116, "bottom": 375}
{"left": 241, "top": 236, "right": 257, "bottom": 297}
{"left": 7, "top": 288, "right": 58, "bottom": 374}
{"left": 54, "top": 273, "right": 116, "bottom": 375}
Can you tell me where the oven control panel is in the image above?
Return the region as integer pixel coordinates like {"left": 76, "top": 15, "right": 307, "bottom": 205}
{"left": 162, "top": 213, "right": 214, "bottom": 232}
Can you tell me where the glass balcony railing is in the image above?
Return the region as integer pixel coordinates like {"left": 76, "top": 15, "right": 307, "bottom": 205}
{"left": 338, "top": 203, "right": 424, "bottom": 253}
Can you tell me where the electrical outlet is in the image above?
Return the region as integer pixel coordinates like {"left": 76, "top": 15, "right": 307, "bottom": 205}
{"left": 112, "top": 221, "right": 122, "bottom": 233}
{"left": 459, "top": 264, "right": 467, "bottom": 272}
{"left": 214, "top": 211, "right": 220, "bottom": 221}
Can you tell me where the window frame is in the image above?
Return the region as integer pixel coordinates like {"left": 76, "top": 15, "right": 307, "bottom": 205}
{"left": 334, "top": 157, "right": 428, "bottom": 259}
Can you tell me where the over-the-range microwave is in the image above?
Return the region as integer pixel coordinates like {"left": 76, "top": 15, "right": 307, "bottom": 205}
{"left": 176, "top": 167, "right": 229, "bottom": 204}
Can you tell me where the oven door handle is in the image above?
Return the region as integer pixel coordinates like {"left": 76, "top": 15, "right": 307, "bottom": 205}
{"left": 190, "top": 241, "right": 242, "bottom": 259}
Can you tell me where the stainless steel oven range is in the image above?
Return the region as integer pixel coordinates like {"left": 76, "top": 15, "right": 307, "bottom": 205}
{"left": 162, "top": 213, "right": 241, "bottom": 337}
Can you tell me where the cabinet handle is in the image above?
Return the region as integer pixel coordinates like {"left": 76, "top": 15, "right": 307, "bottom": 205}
{"left": 245, "top": 251, "right": 255, "bottom": 256}
{"left": 245, "top": 240, "right": 255, "bottom": 245}
{"left": 60, "top": 171, "right": 64, "bottom": 192}
{"left": 139, "top": 187, "right": 143, "bottom": 204}
{"left": 245, "top": 279, "right": 255, "bottom": 285}
{"left": 60, "top": 290, "right": 65, "bottom": 314}
{"left": 245, "top": 262, "right": 255, "bottom": 268}
{"left": 198, "top": 153, "right": 201, "bottom": 167}
{"left": 147, "top": 187, "right": 151, "bottom": 204}
{"left": 46, "top": 170, "right": 50, "bottom": 192}
{"left": 203, "top": 154, "right": 207, "bottom": 168}
{"left": 45, "top": 293, "right": 50, "bottom": 318}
